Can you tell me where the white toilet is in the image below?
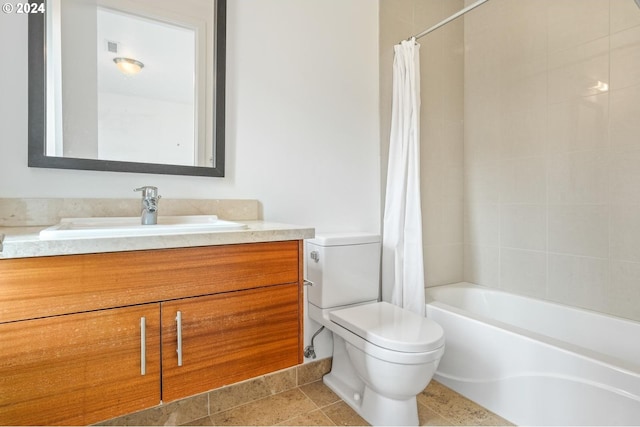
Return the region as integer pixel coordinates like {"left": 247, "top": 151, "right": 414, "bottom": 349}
{"left": 306, "top": 233, "right": 445, "bottom": 426}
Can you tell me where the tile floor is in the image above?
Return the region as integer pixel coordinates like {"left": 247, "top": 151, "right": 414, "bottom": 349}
{"left": 99, "top": 358, "right": 513, "bottom": 426}
{"left": 184, "top": 379, "right": 513, "bottom": 426}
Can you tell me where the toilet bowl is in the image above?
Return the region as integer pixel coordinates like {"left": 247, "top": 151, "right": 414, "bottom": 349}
{"left": 308, "top": 302, "right": 445, "bottom": 425}
{"left": 306, "top": 234, "right": 445, "bottom": 426}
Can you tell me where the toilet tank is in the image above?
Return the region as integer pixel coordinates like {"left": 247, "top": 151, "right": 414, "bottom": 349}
{"left": 306, "top": 233, "right": 381, "bottom": 309}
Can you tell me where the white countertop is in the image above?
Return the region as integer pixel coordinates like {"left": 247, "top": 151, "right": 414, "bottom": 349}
{"left": 0, "top": 221, "right": 315, "bottom": 259}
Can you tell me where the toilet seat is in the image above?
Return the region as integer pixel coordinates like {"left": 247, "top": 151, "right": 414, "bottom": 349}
{"left": 329, "top": 301, "right": 444, "bottom": 353}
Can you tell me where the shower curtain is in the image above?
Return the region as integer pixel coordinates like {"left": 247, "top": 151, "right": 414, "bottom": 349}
{"left": 381, "top": 38, "right": 425, "bottom": 316}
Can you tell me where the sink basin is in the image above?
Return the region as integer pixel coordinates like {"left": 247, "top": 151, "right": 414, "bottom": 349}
{"left": 39, "top": 215, "right": 247, "bottom": 240}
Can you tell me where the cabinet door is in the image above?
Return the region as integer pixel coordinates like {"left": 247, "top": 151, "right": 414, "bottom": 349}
{"left": 162, "top": 283, "right": 300, "bottom": 402}
{"left": 0, "top": 304, "right": 161, "bottom": 426}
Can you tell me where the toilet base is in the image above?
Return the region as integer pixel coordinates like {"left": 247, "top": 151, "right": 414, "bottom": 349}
{"left": 322, "top": 334, "right": 420, "bottom": 426}
{"left": 324, "top": 373, "right": 420, "bottom": 426}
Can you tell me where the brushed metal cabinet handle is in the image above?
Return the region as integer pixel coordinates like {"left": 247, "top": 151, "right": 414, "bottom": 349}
{"left": 176, "top": 311, "right": 183, "bottom": 367}
{"left": 140, "top": 317, "right": 147, "bottom": 376}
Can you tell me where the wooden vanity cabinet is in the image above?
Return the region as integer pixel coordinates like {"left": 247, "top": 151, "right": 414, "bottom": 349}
{"left": 0, "top": 240, "right": 303, "bottom": 426}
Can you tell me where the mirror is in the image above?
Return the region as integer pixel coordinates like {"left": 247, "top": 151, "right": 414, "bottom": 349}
{"left": 28, "top": 0, "right": 226, "bottom": 177}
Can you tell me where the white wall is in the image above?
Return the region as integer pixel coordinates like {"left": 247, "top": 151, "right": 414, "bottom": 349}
{"left": 0, "top": 0, "right": 380, "bottom": 233}
{"left": 59, "top": 0, "right": 99, "bottom": 159}
{"left": 98, "top": 92, "right": 195, "bottom": 166}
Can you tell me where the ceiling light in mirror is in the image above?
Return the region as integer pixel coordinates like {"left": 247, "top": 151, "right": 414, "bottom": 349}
{"left": 113, "top": 57, "right": 144, "bottom": 75}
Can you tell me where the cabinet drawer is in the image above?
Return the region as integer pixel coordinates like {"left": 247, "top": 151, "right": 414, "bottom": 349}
{"left": 0, "top": 241, "right": 300, "bottom": 323}
{"left": 0, "top": 304, "right": 161, "bottom": 426}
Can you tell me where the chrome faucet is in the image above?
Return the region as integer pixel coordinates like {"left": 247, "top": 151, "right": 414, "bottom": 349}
{"left": 134, "top": 186, "right": 161, "bottom": 225}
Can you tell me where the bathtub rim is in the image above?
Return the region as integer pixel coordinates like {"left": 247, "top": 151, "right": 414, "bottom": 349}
{"left": 425, "top": 283, "right": 640, "bottom": 377}
{"left": 428, "top": 282, "right": 640, "bottom": 330}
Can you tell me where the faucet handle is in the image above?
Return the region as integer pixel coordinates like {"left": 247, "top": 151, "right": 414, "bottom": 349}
{"left": 134, "top": 186, "right": 159, "bottom": 198}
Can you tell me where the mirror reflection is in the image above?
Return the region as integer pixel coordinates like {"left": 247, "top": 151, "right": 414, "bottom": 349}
{"left": 29, "top": 0, "right": 226, "bottom": 177}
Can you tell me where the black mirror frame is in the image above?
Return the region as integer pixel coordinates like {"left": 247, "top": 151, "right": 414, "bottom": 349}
{"left": 28, "top": 0, "right": 226, "bottom": 177}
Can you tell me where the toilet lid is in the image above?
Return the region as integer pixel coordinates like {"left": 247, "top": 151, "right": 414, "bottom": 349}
{"left": 329, "top": 302, "right": 445, "bottom": 353}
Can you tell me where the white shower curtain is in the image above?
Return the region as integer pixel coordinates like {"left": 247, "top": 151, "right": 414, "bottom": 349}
{"left": 381, "top": 38, "right": 425, "bottom": 316}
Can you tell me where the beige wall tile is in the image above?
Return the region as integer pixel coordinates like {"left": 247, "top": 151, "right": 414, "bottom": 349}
{"left": 380, "top": 0, "right": 414, "bottom": 27}
{"left": 546, "top": 94, "right": 609, "bottom": 154}
{"left": 611, "top": 26, "right": 640, "bottom": 90}
{"left": 500, "top": 108, "right": 547, "bottom": 160}
{"left": 499, "top": 157, "right": 547, "bottom": 204}
{"left": 548, "top": 205, "right": 609, "bottom": 258}
{"left": 609, "top": 85, "right": 640, "bottom": 152}
{"left": 465, "top": 160, "right": 501, "bottom": 204}
{"left": 421, "top": 34, "right": 447, "bottom": 122}
{"left": 464, "top": 108, "right": 502, "bottom": 164}
{"left": 500, "top": 248, "right": 547, "bottom": 298}
{"left": 611, "top": 0, "right": 640, "bottom": 35}
{"left": 501, "top": 62, "right": 548, "bottom": 112}
{"left": 424, "top": 243, "right": 464, "bottom": 287}
{"left": 464, "top": 244, "right": 499, "bottom": 287}
{"left": 610, "top": 204, "right": 640, "bottom": 263}
{"left": 500, "top": 0, "right": 547, "bottom": 63}
{"left": 547, "top": 149, "right": 609, "bottom": 205}
{"left": 500, "top": 204, "right": 546, "bottom": 251}
{"left": 425, "top": 202, "right": 463, "bottom": 246}
{"left": 547, "top": 254, "right": 609, "bottom": 312}
{"left": 464, "top": 45, "right": 503, "bottom": 106}
{"left": 608, "top": 260, "right": 640, "bottom": 321}
{"left": 465, "top": 203, "right": 499, "bottom": 247}
{"left": 547, "top": 37, "right": 609, "bottom": 105}
{"left": 610, "top": 147, "right": 640, "bottom": 204}
{"left": 547, "top": 0, "right": 609, "bottom": 53}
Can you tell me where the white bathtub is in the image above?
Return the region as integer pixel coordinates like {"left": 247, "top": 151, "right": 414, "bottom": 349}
{"left": 425, "top": 282, "right": 640, "bottom": 426}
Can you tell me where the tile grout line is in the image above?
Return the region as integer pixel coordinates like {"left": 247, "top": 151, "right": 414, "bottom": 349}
{"left": 296, "top": 386, "right": 323, "bottom": 410}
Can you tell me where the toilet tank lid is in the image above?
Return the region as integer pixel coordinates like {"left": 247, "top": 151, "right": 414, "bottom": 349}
{"left": 307, "top": 232, "right": 380, "bottom": 246}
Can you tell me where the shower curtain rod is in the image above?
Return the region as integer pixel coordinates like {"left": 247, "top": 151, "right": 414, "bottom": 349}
{"left": 407, "top": 0, "right": 490, "bottom": 41}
